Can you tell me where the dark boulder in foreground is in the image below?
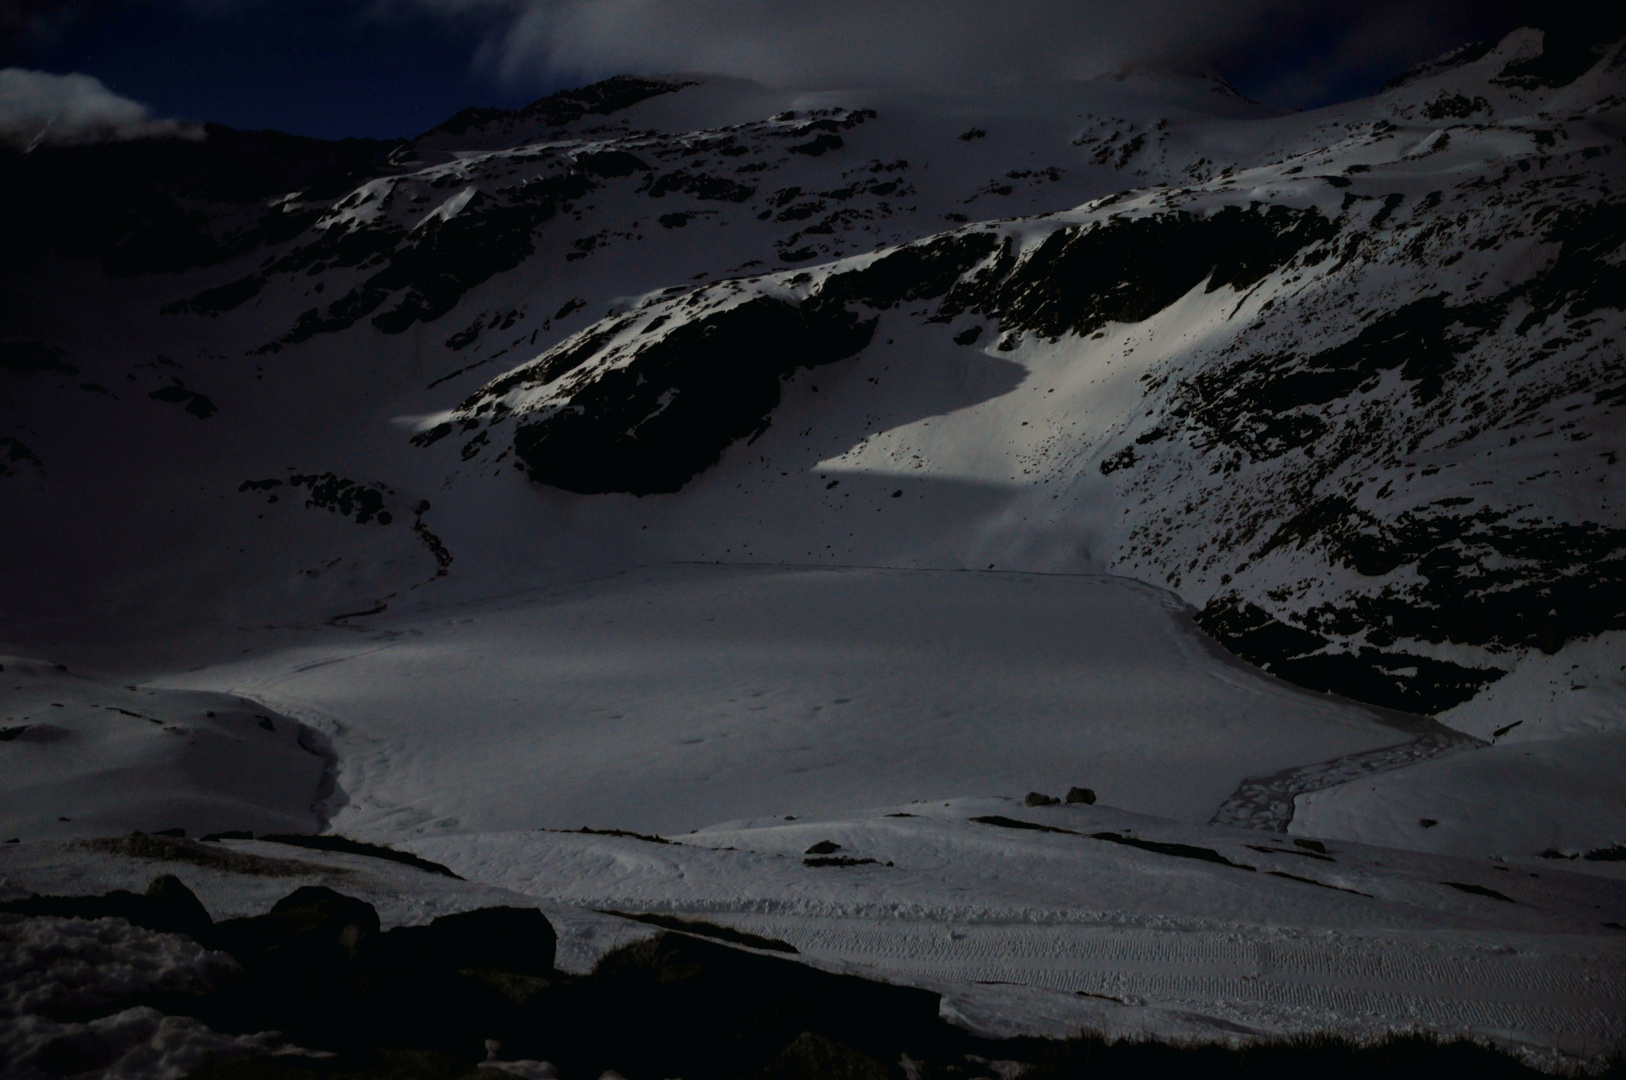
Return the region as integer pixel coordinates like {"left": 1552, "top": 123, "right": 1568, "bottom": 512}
{"left": 6, "top": 877, "right": 1608, "bottom": 1079}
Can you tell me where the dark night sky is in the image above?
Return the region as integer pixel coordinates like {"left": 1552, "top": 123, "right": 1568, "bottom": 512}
{"left": 3, "top": 1, "right": 1525, "bottom": 143}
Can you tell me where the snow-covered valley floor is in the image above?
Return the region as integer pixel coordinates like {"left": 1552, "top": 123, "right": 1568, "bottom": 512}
{"left": 5, "top": 564, "right": 1624, "bottom": 1067}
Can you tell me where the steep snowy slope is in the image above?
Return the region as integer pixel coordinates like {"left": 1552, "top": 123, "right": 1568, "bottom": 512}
{"left": 440, "top": 29, "right": 1625, "bottom": 731}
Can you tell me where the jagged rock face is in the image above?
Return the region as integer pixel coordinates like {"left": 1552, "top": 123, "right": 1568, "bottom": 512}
{"left": 155, "top": 101, "right": 888, "bottom": 352}
{"left": 455, "top": 32, "right": 1626, "bottom": 716}
{"left": 510, "top": 296, "right": 878, "bottom": 494}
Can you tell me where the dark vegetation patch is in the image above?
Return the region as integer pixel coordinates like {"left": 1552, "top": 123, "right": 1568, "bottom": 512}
{"left": 67, "top": 834, "right": 329, "bottom": 877}
{"left": 1441, "top": 881, "right": 1516, "bottom": 903}
{"left": 256, "top": 834, "right": 461, "bottom": 879}
{"left": 971, "top": 815, "right": 1081, "bottom": 836}
{"left": 1087, "top": 832, "right": 1254, "bottom": 870}
{"left": 604, "top": 911, "right": 798, "bottom": 953}
{"left": 11, "top": 879, "right": 1593, "bottom": 1080}
{"left": 563, "top": 826, "right": 671, "bottom": 844}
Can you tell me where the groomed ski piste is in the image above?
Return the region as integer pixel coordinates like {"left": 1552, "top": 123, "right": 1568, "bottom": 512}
{"left": 2, "top": 23, "right": 1625, "bottom": 1077}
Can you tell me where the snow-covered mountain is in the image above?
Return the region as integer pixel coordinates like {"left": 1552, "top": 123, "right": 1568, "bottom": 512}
{"left": 427, "top": 30, "right": 1624, "bottom": 728}
{"left": 3, "top": 24, "right": 1626, "bottom": 1062}
{"left": 5, "top": 31, "right": 1619, "bottom": 727}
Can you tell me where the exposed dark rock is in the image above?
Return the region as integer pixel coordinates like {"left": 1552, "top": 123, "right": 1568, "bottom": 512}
{"left": 1441, "top": 881, "right": 1515, "bottom": 902}
{"left": 510, "top": 296, "right": 876, "bottom": 494}
{"left": 0, "top": 873, "right": 212, "bottom": 939}
{"left": 803, "top": 856, "right": 880, "bottom": 867}
{"left": 1088, "top": 833, "right": 1254, "bottom": 870}
{"left": 554, "top": 931, "right": 939, "bottom": 1078}
{"left": 605, "top": 911, "right": 799, "bottom": 953}
{"left": 1023, "top": 792, "right": 1060, "bottom": 807}
{"left": 1065, "top": 787, "right": 1096, "bottom": 805}
{"left": 1197, "top": 596, "right": 1506, "bottom": 715}
{"left": 375, "top": 906, "right": 556, "bottom": 976}
{"left": 5, "top": 882, "right": 1585, "bottom": 1079}
{"left": 980, "top": 205, "right": 1336, "bottom": 341}
{"left": 256, "top": 833, "right": 462, "bottom": 879}
{"left": 805, "top": 840, "right": 842, "bottom": 855}
{"left": 561, "top": 826, "right": 671, "bottom": 844}
{"left": 970, "top": 815, "right": 1081, "bottom": 836}
{"left": 425, "top": 76, "right": 697, "bottom": 138}
{"left": 251, "top": 472, "right": 395, "bottom": 525}
{"left": 759, "top": 1031, "right": 891, "bottom": 1080}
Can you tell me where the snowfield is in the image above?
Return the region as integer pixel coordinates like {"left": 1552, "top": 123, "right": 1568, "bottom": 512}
{"left": 149, "top": 565, "right": 1420, "bottom": 837}
{"left": 2, "top": 22, "right": 1625, "bottom": 1069}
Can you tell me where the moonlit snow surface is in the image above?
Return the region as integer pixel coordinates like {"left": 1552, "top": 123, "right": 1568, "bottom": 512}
{"left": 3, "top": 24, "right": 1626, "bottom": 1066}
{"left": 154, "top": 565, "right": 1410, "bottom": 837}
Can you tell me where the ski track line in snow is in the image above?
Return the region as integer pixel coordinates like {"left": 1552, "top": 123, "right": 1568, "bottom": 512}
{"left": 1211, "top": 732, "right": 1485, "bottom": 832}
{"left": 676, "top": 915, "right": 1626, "bottom": 1048}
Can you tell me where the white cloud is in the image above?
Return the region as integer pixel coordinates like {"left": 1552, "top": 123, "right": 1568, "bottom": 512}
{"left": 0, "top": 68, "right": 202, "bottom": 149}
{"left": 414, "top": 0, "right": 1505, "bottom": 105}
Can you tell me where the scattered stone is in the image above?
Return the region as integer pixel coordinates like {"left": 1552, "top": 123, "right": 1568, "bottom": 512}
{"left": 1441, "top": 881, "right": 1515, "bottom": 903}
{"left": 607, "top": 911, "right": 798, "bottom": 954}
{"left": 805, "top": 840, "right": 841, "bottom": 855}
{"left": 804, "top": 856, "right": 879, "bottom": 868}
{"left": 1023, "top": 792, "right": 1060, "bottom": 807}
{"left": 1419, "top": 818, "right": 1438, "bottom": 828}
{"left": 1064, "top": 787, "right": 1096, "bottom": 805}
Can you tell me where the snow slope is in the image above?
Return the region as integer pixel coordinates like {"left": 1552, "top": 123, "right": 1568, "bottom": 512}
{"left": 0, "top": 656, "right": 334, "bottom": 843}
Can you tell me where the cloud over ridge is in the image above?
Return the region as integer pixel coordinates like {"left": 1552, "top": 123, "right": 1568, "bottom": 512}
{"left": 420, "top": 0, "right": 1513, "bottom": 105}
{"left": 0, "top": 67, "right": 200, "bottom": 148}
